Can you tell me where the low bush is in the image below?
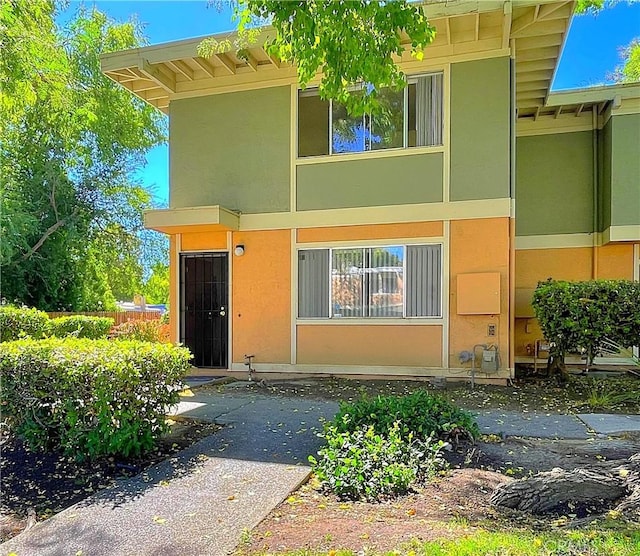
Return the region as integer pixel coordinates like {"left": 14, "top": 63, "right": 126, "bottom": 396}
{"left": 0, "top": 305, "right": 50, "bottom": 342}
{"left": 333, "top": 389, "right": 479, "bottom": 441}
{"left": 0, "top": 338, "right": 191, "bottom": 460}
{"left": 49, "top": 315, "right": 114, "bottom": 339}
{"left": 110, "top": 319, "right": 170, "bottom": 343}
{"left": 309, "top": 422, "right": 446, "bottom": 501}
{"left": 533, "top": 279, "right": 640, "bottom": 365}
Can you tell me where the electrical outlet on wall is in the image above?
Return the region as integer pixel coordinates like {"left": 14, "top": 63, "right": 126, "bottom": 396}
{"left": 487, "top": 323, "right": 496, "bottom": 337}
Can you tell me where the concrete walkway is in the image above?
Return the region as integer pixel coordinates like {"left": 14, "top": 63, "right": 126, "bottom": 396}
{"left": 2, "top": 381, "right": 638, "bottom": 556}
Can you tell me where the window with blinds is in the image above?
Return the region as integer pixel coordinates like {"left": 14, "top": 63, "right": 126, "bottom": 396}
{"left": 298, "top": 244, "right": 442, "bottom": 319}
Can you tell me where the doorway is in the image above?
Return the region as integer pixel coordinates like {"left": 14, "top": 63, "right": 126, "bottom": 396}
{"left": 180, "top": 253, "right": 229, "bottom": 368}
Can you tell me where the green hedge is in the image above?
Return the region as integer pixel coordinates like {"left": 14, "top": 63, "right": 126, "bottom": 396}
{"left": 532, "top": 279, "right": 640, "bottom": 363}
{"left": 0, "top": 305, "right": 50, "bottom": 342}
{"left": 0, "top": 338, "right": 192, "bottom": 459}
{"left": 49, "top": 315, "right": 114, "bottom": 339}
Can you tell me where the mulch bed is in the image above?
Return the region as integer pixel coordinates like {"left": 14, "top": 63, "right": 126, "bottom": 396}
{"left": 0, "top": 418, "right": 220, "bottom": 542}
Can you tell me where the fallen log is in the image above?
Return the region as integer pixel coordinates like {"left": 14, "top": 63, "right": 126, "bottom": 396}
{"left": 491, "top": 452, "right": 640, "bottom": 515}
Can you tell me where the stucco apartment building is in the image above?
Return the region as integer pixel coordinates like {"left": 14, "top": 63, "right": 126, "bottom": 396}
{"left": 102, "top": 0, "right": 640, "bottom": 382}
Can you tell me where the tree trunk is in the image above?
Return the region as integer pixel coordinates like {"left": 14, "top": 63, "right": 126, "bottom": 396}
{"left": 491, "top": 453, "right": 640, "bottom": 515}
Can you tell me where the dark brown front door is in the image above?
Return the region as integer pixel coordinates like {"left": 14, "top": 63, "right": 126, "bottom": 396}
{"left": 180, "top": 253, "right": 228, "bottom": 368}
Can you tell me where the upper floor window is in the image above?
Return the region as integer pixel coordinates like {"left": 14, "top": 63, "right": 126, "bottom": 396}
{"left": 297, "top": 73, "right": 443, "bottom": 158}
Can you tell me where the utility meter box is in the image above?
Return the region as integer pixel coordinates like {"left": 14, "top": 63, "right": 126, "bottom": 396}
{"left": 481, "top": 349, "right": 499, "bottom": 372}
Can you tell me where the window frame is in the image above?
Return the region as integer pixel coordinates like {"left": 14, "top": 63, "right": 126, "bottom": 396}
{"left": 297, "top": 242, "right": 443, "bottom": 321}
{"left": 297, "top": 71, "right": 444, "bottom": 159}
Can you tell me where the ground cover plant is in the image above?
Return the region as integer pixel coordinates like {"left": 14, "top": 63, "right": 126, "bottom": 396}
{"left": 310, "top": 390, "right": 476, "bottom": 501}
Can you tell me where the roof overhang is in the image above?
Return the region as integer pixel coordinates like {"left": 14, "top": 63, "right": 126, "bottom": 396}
{"left": 101, "top": 1, "right": 574, "bottom": 115}
{"left": 144, "top": 205, "right": 240, "bottom": 234}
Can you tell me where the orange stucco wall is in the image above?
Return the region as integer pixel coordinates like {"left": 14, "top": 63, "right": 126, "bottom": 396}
{"left": 297, "top": 221, "right": 443, "bottom": 243}
{"left": 514, "top": 243, "right": 637, "bottom": 356}
{"left": 231, "top": 229, "right": 291, "bottom": 364}
{"left": 181, "top": 231, "right": 228, "bottom": 251}
{"left": 449, "top": 218, "right": 510, "bottom": 368}
{"left": 297, "top": 325, "right": 443, "bottom": 367}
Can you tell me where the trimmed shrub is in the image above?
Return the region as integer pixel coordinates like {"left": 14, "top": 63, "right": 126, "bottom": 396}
{"left": 110, "top": 319, "right": 171, "bottom": 343}
{"left": 532, "top": 279, "right": 640, "bottom": 365}
{"left": 0, "top": 305, "right": 50, "bottom": 342}
{"left": 309, "top": 422, "right": 446, "bottom": 501}
{"left": 49, "top": 315, "right": 114, "bottom": 339}
{"left": 0, "top": 338, "right": 191, "bottom": 460}
{"left": 333, "top": 389, "right": 479, "bottom": 441}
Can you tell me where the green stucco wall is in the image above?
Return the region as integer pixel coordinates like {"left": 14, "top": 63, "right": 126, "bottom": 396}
{"left": 450, "top": 57, "right": 510, "bottom": 201}
{"left": 296, "top": 152, "right": 443, "bottom": 210}
{"left": 516, "top": 131, "right": 594, "bottom": 236}
{"left": 599, "top": 119, "right": 612, "bottom": 231}
{"left": 170, "top": 86, "right": 290, "bottom": 213}
{"left": 609, "top": 113, "right": 640, "bottom": 227}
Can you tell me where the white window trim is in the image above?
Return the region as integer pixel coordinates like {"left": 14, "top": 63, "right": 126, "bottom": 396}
{"left": 297, "top": 242, "right": 444, "bottom": 321}
{"left": 297, "top": 71, "right": 445, "bottom": 160}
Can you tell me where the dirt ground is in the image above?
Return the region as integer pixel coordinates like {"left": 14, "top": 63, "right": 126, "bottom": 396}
{"left": 237, "top": 433, "right": 640, "bottom": 555}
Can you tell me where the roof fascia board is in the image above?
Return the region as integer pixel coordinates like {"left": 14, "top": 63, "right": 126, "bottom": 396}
{"left": 547, "top": 83, "right": 640, "bottom": 105}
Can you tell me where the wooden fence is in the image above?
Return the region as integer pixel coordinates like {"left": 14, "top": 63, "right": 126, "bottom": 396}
{"left": 47, "top": 311, "right": 161, "bottom": 325}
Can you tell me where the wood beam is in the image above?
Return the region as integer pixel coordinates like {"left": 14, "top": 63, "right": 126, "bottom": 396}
{"left": 538, "top": 1, "right": 572, "bottom": 21}
{"left": 502, "top": 2, "right": 512, "bottom": 50}
{"left": 576, "top": 103, "right": 584, "bottom": 117}
{"left": 446, "top": 17, "right": 452, "bottom": 45}
{"left": 137, "top": 59, "right": 176, "bottom": 93}
{"left": 518, "top": 80, "right": 549, "bottom": 93}
{"left": 516, "top": 46, "right": 558, "bottom": 62}
{"left": 510, "top": 6, "right": 537, "bottom": 37}
{"left": 241, "top": 50, "right": 259, "bottom": 72}
{"left": 517, "top": 70, "right": 553, "bottom": 82}
{"left": 516, "top": 59, "right": 556, "bottom": 73}
{"left": 511, "top": 19, "right": 567, "bottom": 39}
{"left": 554, "top": 105, "right": 562, "bottom": 119}
{"left": 166, "top": 59, "right": 194, "bottom": 81}
{"left": 192, "top": 57, "right": 217, "bottom": 77}
{"left": 475, "top": 13, "right": 480, "bottom": 41}
{"left": 215, "top": 53, "right": 236, "bottom": 75}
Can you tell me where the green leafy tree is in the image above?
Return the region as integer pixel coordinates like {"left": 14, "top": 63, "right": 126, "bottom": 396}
{"left": 200, "top": 0, "right": 435, "bottom": 115}
{"left": 0, "top": 1, "right": 166, "bottom": 310}
{"left": 142, "top": 263, "right": 170, "bottom": 305}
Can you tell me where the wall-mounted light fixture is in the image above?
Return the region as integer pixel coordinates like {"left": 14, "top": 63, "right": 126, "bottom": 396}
{"left": 234, "top": 244, "right": 245, "bottom": 257}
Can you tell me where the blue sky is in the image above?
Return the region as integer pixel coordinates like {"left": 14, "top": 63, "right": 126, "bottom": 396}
{"left": 62, "top": 0, "right": 640, "bottom": 205}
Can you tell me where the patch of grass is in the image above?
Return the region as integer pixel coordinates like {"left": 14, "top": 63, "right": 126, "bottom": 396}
{"left": 244, "top": 522, "right": 640, "bottom": 556}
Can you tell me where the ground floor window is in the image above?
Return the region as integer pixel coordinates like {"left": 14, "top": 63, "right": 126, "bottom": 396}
{"left": 298, "top": 244, "right": 441, "bottom": 319}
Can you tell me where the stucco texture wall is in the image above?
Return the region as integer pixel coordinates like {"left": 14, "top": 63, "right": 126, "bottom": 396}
{"left": 450, "top": 57, "right": 510, "bottom": 201}
{"left": 448, "top": 218, "right": 510, "bottom": 369}
{"left": 170, "top": 86, "right": 291, "bottom": 213}
{"left": 516, "top": 131, "right": 594, "bottom": 236}
{"left": 296, "top": 152, "right": 443, "bottom": 210}
{"left": 231, "top": 229, "right": 291, "bottom": 364}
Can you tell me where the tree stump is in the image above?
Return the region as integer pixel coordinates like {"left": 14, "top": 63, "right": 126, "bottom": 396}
{"left": 491, "top": 453, "right": 640, "bottom": 515}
